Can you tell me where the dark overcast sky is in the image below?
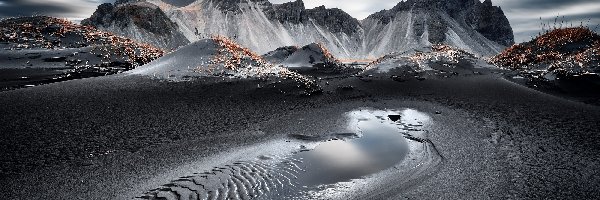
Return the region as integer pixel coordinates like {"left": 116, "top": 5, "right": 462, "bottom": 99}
{"left": 0, "top": 0, "right": 114, "bottom": 21}
{"left": 1, "top": 0, "right": 599, "bottom": 43}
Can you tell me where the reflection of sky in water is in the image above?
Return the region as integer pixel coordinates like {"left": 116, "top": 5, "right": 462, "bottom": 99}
{"left": 311, "top": 140, "right": 371, "bottom": 170}
{"left": 293, "top": 108, "right": 429, "bottom": 186}
{"left": 401, "top": 109, "right": 431, "bottom": 126}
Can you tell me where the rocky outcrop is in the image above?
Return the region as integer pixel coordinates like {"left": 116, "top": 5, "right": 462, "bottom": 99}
{"left": 264, "top": 2, "right": 361, "bottom": 35}
{"left": 211, "top": 0, "right": 272, "bottom": 13}
{"left": 82, "top": 2, "right": 189, "bottom": 50}
{"left": 265, "top": 0, "right": 305, "bottom": 24}
{"left": 302, "top": 6, "right": 361, "bottom": 35}
{"left": 263, "top": 43, "right": 340, "bottom": 67}
{"left": 466, "top": 0, "right": 514, "bottom": 46}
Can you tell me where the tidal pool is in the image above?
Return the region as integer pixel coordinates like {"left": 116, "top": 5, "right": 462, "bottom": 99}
{"left": 141, "top": 108, "right": 442, "bottom": 200}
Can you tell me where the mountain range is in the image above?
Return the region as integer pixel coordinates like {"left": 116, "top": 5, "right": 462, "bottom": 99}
{"left": 82, "top": 0, "right": 514, "bottom": 58}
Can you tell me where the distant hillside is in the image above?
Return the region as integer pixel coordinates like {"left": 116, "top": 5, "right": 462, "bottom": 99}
{"left": 1, "top": 16, "right": 163, "bottom": 66}
{"left": 0, "top": 16, "right": 164, "bottom": 90}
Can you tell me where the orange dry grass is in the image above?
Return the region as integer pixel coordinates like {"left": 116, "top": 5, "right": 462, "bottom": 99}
{"left": 0, "top": 16, "right": 163, "bottom": 66}
{"left": 492, "top": 27, "right": 600, "bottom": 70}
{"left": 315, "top": 42, "right": 338, "bottom": 63}
{"left": 208, "top": 35, "right": 321, "bottom": 94}
{"left": 534, "top": 27, "right": 596, "bottom": 48}
{"left": 211, "top": 35, "right": 267, "bottom": 70}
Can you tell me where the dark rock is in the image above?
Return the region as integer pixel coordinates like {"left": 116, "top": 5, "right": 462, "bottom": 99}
{"left": 83, "top": 3, "right": 174, "bottom": 35}
{"left": 42, "top": 24, "right": 63, "bottom": 34}
{"left": 212, "top": 0, "right": 272, "bottom": 13}
{"left": 264, "top": 0, "right": 361, "bottom": 35}
{"left": 115, "top": 0, "right": 140, "bottom": 4}
{"left": 465, "top": 0, "right": 515, "bottom": 46}
{"left": 262, "top": 46, "right": 299, "bottom": 64}
{"left": 391, "top": 75, "right": 406, "bottom": 82}
{"left": 427, "top": 12, "right": 448, "bottom": 44}
{"left": 301, "top": 6, "right": 361, "bottom": 35}
{"left": 266, "top": 0, "right": 305, "bottom": 24}
{"left": 388, "top": 115, "right": 401, "bottom": 122}
{"left": 81, "top": 3, "right": 114, "bottom": 26}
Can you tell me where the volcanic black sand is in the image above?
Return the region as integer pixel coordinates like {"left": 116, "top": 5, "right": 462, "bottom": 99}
{"left": 0, "top": 71, "right": 599, "bottom": 199}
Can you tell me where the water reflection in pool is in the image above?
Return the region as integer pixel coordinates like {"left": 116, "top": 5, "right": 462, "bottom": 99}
{"left": 141, "top": 108, "right": 442, "bottom": 200}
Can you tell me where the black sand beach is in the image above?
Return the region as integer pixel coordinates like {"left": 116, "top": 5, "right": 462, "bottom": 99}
{"left": 2, "top": 0, "right": 600, "bottom": 198}
{"left": 1, "top": 71, "right": 598, "bottom": 199}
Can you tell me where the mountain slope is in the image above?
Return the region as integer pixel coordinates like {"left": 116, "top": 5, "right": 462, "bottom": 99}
{"left": 84, "top": 0, "right": 513, "bottom": 57}
{"left": 361, "top": 0, "right": 512, "bottom": 57}
{"left": 0, "top": 16, "right": 164, "bottom": 90}
{"left": 81, "top": 1, "right": 189, "bottom": 51}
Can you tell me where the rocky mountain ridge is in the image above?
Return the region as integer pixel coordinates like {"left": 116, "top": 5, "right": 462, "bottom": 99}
{"left": 367, "top": 0, "right": 513, "bottom": 46}
{"left": 83, "top": 0, "right": 513, "bottom": 57}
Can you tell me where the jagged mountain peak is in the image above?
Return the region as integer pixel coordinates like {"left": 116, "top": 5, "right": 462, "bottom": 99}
{"left": 275, "top": 0, "right": 305, "bottom": 7}
{"left": 365, "top": 0, "right": 514, "bottom": 47}
{"left": 207, "top": 0, "right": 360, "bottom": 35}
{"left": 81, "top": 1, "right": 189, "bottom": 50}
{"left": 84, "top": 0, "right": 514, "bottom": 57}
{"left": 211, "top": 0, "right": 273, "bottom": 12}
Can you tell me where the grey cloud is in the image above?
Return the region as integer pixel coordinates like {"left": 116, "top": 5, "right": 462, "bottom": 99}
{"left": 0, "top": 0, "right": 115, "bottom": 20}
{"left": 494, "top": 0, "right": 595, "bottom": 10}
{"left": 0, "top": 0, "right": 77, "bottom": 18}
{"left": 1, "top": 0, "right": 598, "bottom": 44}
{"left": 496, "top": 0, "right": 600, "bottom": 42}
{"left": 161, "top": 0, "right": 195, "bottom": 7}
{"left": 511, "top": 16, "right": 600, "bottom": 42}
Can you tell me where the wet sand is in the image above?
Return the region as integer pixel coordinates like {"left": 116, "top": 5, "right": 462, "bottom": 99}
{"left": 0, "top": 72, "right": 599, "bottom": 199}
